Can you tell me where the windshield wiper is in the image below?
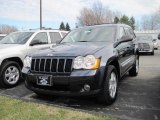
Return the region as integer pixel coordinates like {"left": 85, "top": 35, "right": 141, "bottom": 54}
{"left": 77, "top": 41, "right": 89, "bottom": 42}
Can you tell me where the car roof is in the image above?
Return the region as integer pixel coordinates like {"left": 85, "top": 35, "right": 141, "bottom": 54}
{"left": 12, "top": 30, "right": 69, "bottom": 33}
{"left": 0, "top": 34, "right": 7, "bottom": 36}
{"left": 75, "top": 24, "right": 131, "bottom": 30}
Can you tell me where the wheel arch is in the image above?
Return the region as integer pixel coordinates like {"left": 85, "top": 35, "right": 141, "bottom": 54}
{"left": 106, "top": 57, "right": 121, "bottom": 80}
{"left": 1, "top": 57, "right": 23, "bottom": 68}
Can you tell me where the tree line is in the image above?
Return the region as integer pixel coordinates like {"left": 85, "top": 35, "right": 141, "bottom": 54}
{"left": 114, "top": 15, "right": 135, "bottom": 30}
{"left": 77, "top": 0, "right": 160, "bottom": 30}
{"left": 0, "top": 0, "right": 160, "bottom": 34}
{"left": 0, "top": 24, "right": 18, "bottom": 34}
{"left": 59, "top": 22, "right": 70, "bottom": 31}
{"left": 77, "top": 1, "right": 135, "bottom": 30}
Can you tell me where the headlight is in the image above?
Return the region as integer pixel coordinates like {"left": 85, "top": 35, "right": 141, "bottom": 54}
{"left": 24, "top": 56, "right": 32, "bottom": 68}
{"left": 73, "top": 55, "right": 100, "bottom": 70}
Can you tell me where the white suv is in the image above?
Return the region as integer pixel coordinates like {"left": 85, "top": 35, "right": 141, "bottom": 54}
{"left": 0, "top": 34, "right": 7, "bottom": 40}
{"left": 0, "top": 30, "right": 68, "bottom": 88}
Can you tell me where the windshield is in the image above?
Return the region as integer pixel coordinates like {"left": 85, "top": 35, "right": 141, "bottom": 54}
{"left": 137, "top": 36, "right": 152, "bottom": 41}
{"left": 0, "top": 32, "right": 34, "bottom": 44}
{"left": 0, "top": 36, "right": 5, "bottom": 40}
{"left": 61, "top": 26, "right": 116, "bottom": 43}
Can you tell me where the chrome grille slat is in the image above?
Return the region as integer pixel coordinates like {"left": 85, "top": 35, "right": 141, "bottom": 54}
{"left": 30, "top": 57, "right": 73, "bottom": 74}
{"left": 51, "top": 59, "right": 57, "bottom": 73}
{"left": 39, "top": 59, "right": 41, "bottom": 72}
{"left": 35, "top": 59, "right": 40, "bottom": 71}
{"left": 44, "top": 59, "right": 46, "bottom": 72}
{"left": 56, "top": 59, "right": 59, "bottom": 73}
{"left": 34, "top": 59, "right": 36, "bottom": 71}
{"left": 50, "top": 59, "right": 53, "bottom": 72}
{"left": 63, "top": 59, "right": 66, "bottom": 73}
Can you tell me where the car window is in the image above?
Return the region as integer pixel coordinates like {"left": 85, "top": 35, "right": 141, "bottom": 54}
{"left": 61, "top": 26, "right": 116, "bottom": 43}
{"left": 124, "top": 27, "right": 131, "bottom": 36}
{"left": 129, "top": 28, "right": 135, "bottom": 38}
{"left": 61, "top": 32, "right": 67, "bottom": 37}
{"left": 0, "top": 36, "right": 4, "bottom": 40}
{"left": 49, "top": 32, "right": 62, "bottom": 43}
{"left": 32, "top": 32, "right": 48, "bottom": 45}
{"left": 118, "top": 27, "right": 125, "bottom": 40}
{"left": 0, "top": 32, "right": 34, "bottom": 44}
{"left": 137, "top": 36, "right": 153, "bottom": 41}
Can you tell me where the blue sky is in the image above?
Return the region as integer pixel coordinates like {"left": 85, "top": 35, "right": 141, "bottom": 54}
{"left": 0, "top": 0, "right": 159, "bottom": 30}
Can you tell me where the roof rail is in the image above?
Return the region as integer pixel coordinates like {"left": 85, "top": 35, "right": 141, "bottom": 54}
{"left": 85, "top": 22, "right": 115, "bottom": 26}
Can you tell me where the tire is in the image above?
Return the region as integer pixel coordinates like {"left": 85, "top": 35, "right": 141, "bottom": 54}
{"left": 151, "top": 51, "right": 154, "bottom": 55}
{"left": 97, "top": 65, "right": 118, "bottom": 105}
{"left": 154, "top": 48, "right": 158, "bottom": 50}
{"left": 0, "top": 61, "right": 22, "bottom": 88}
{"left": 129, "top": 56, "right": 139, "bottom": 76}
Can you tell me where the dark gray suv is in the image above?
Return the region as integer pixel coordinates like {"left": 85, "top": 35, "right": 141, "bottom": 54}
{"left": 22, "top": 24, "right": 139, "bottom": 105}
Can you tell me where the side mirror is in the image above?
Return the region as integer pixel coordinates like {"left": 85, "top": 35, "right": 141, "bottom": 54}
{"left": 30, "top": 40, "right": 41, "bottom": 46}
{"left": 121, "top": 35, "right": 133, "bottom": 42}
{"left": 158, "top": 33, "right": 160, "bottom": 40}
{"left": 114, "top": 35, "right": 133, "bottom": 48}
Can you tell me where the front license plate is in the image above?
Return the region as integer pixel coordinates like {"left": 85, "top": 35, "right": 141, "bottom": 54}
{"left": 37, "top": 76, "right": 53, "bottom": 86}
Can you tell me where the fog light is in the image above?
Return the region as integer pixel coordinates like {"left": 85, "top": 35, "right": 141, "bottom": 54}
{"left": 84, "top": 84, "right": 90, "bottom": 92}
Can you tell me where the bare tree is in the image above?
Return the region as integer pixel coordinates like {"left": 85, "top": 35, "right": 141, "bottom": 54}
{"left": 141, "top": 7, "right": 160, "bottom": 30}
{"left": 141, "top": 16, "right": 151, "bottom": 30}
{"left": 0, "top": 24, "right": 18, "bottom": 34}
{"left": 77, "top": 1, "right": 118, "bottom": 26}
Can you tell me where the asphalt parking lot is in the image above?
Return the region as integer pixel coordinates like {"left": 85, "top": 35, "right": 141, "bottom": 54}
{"left": 0, "top": 49, "right": 160, "bottom": 120}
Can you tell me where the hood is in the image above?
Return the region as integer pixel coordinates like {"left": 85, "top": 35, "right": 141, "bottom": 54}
{"left": 137, "top": 40, "right": 153, "bottom": 44}
{"left": 0, "top": 44, "right": 24, "bottom": 54}
{"left": 32, "top": 42, "right": 110, "bottom": 57}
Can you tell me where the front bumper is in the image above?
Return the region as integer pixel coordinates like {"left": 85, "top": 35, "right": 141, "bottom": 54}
{"left": 138, "top": 49, "right": 153, "bottom": 53}
{"left": 23, "top": 68, "right": 105, "bottom": 96}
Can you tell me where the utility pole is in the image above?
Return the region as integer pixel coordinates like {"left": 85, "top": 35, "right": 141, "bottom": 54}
{"left": 40, "top": 0, "right": 42, "bottom": 30}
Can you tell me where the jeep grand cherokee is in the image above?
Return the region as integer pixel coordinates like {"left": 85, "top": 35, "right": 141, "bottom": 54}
{"left": 22, "top": 24, "right": 139, "bottom": 105}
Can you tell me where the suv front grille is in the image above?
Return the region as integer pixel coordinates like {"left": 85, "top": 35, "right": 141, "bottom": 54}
{"left": 138, "top": 43, "right": 150, "bottom": 50}
{"left": 30, "top": 57, "right": 73, "bottom": 74}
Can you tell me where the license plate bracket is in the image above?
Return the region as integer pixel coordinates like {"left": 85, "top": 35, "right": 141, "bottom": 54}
{"left": 37, "top": 75, "right": 53, "bottom": 86}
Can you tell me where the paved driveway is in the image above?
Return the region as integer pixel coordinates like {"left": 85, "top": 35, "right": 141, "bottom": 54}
{"left": 0, "top": 50, "right": 160, "bottom": 120}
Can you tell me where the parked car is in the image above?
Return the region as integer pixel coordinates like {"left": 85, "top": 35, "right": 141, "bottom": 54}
{"left": 158, "top": 33, "right": 160, "bottom": 40}
{"left": 0, "top": 34, "right": 7, "bottom": 40}
{"left": 0, "top": 30, "right": 68, "bottom": 88}
{"left": 136, "top": 35, "right": 154, "bottom": 55}
{"left": 22, "top": 24, "right": 139, "bottom": 105}
{"left": 153, "top": 39, "right": 159, "bottom": 50}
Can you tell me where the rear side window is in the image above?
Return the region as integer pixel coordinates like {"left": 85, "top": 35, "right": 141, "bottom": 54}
{"left": 49, "top": 32, "right": 62, "bottom": 43}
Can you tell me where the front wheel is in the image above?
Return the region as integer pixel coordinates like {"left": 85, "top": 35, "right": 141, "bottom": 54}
{"left": 0, "top": 61, "right": 22, "bottom": 88}
{"left": 97, "top": 65, "right": 118, "bottom": 105}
